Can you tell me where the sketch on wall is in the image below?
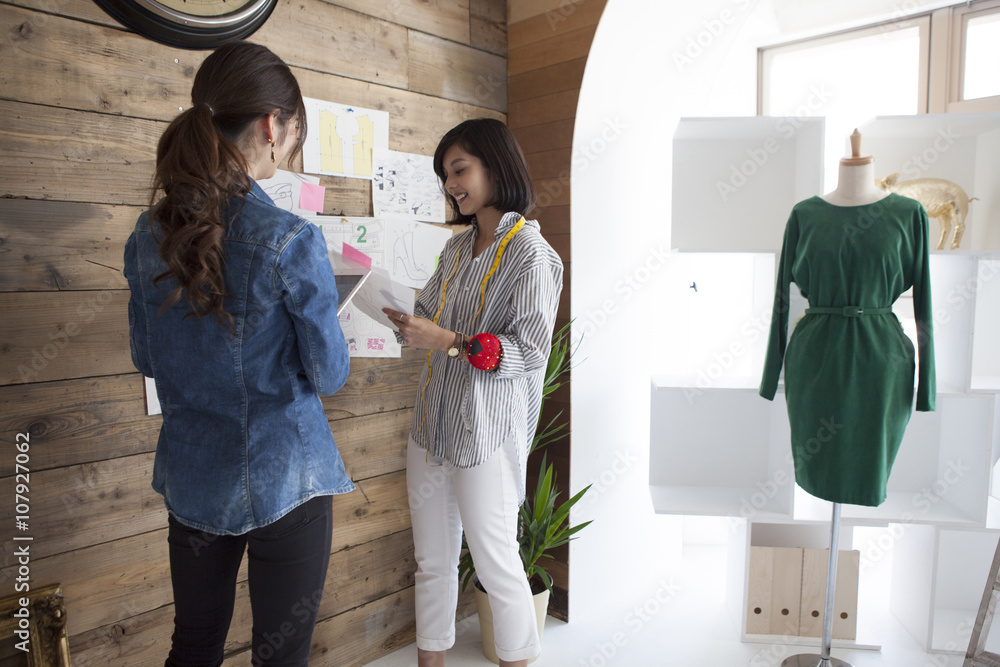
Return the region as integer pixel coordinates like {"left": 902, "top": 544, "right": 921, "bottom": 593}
{"left": 372, "top": 148, "right": 446, "bottom": 223}
{"left": 302, "top": 98, "right": 389, "bottom": 180}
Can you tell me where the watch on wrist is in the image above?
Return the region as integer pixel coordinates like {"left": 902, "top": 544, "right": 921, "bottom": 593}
{"left": 447, "top": 332, "right": 466, "bottom": 358}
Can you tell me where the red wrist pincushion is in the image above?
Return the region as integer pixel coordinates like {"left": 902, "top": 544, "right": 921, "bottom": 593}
{"left": 467, "top": 333, "right": 502, "bottom": 371}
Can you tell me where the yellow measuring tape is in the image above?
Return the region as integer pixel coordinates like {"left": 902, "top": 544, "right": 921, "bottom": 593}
{"left": 416, "top": 217, "right": 526, "bottom": 445}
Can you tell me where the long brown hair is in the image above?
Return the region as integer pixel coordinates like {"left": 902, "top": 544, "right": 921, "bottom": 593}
{"left": 150, "top": 41, "right": 306, "bottom": 326}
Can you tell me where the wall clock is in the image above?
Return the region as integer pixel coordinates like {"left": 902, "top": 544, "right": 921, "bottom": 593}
{"left": 93, "top": 0, "right": 278, "bottom": 50}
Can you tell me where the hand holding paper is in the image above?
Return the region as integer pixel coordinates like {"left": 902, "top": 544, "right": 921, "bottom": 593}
{"left": 382, "top": 307, "right": 451, "bottom": 351}
{"left": 350, "top": 266, "right": 415, "bottom": 329}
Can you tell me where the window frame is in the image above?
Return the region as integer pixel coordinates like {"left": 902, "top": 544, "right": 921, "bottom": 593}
{"left": 946, "top": 0, "right": 1000, "bottom": 111}
{"left": 758, "top": 0, "right": 1000, "bottom": 116}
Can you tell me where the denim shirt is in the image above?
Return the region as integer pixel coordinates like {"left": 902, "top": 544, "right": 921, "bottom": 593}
{"left": 124, "top": 180, "right": 354, "bottom": 535}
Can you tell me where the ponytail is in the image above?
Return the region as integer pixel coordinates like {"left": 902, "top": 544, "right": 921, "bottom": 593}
{"left": 148, "top": 42, "right": 306, "bottom": 328}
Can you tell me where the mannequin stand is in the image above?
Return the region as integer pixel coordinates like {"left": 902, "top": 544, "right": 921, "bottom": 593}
{"left": 781, "top": 503, "right": 855, "bottom": 667}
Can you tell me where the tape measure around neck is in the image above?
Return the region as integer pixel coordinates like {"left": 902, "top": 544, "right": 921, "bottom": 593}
{"left": 471, "top": 216, "right": 525, "bottom": 327}
{"left": 416, "top": 216, "right": 525, "bottom": 444}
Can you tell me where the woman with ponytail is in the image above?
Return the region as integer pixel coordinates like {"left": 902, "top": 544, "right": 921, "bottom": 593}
{"left": 124, "top": 42, "right": 351, "bottom": 666}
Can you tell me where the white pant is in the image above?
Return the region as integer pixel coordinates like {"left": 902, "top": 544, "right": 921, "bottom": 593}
{"left": 407, "top": 437, "right": 540, "bottom": 661}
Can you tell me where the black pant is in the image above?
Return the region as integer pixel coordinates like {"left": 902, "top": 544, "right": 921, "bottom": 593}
{"left": 165, "top": 495, "right": 333, "bottom": 667}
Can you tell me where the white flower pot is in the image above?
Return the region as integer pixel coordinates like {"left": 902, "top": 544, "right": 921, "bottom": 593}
{"left": 474, "top": 582, "right": 550, "bottom": 664}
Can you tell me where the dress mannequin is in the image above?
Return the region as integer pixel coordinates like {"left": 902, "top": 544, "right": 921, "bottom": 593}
{"left": 821, "top": 130, "right": 888, "bottom": 207}
{"left": 767, "top": 129, "right": 936, "bottom": 667}
{"left": 778, "top": 132, "right": 881, "bottom": 667}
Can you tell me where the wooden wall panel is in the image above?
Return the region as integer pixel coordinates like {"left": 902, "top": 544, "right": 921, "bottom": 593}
{"left": 0, "top": 3, "right": 201, "bottom": 121}
{"left": 0, "top": 434, "right": 408, "bottom": 565}
{"left": 0, "top": 374, "right": 157, "bottom": 475}
{"left": 0, "top": 100, "right": 159, "bottom": 205}
{"left": 508, "top": 25, "right": 598, "bottom": 76}
{"left": 508, "top": 0, "right": 608, "bottom": 621}
{"left": 408, "top": 30, "right": 508, "bottom": 111}
{"left": 537, "top": 204, "right": 570, "bottom": 235}
{"left": 0, "top": 0, "right": 509, "bottom": 663}
{"left": 251, "top": 1, "right": 409, "bottom": 89}
{"left": 508, "top": 88, "right": 580, "bottom": 128}
{"left": 70, "top": 603, "right": 175, "bottom": 667}
{"left": 514, "top": 118, "right": 575, "bottom": 154}
{"left": 3, "top": 0, "right": 120, "bottom": 29}
{"left": 324, "top": 348, "right": 426, "bottom": 419}
{"left": 1, "top": 452, "right": 163, "bottom": 560}
{"left": 509, "top": 57, "right": 588, "bottom": 103}
{"left": 309, "top": 588, "right": 417, "bottom": 665}
{"left": 525, "top": 147, "right": 573, "bottom": 181}
{"left": 471, "top": 0, "right": 508, "bottom": 56}
{"left": 0, "top": 200, "right": 136, "bottom": 293}
{"left": 0, "top": 291, "right": 131, "bottom": 385}
{"left": 507, "top": 1, "right": 607, "bottom": 50}
{"left": 334, "top": 0, "right": 471, "bottom": 44}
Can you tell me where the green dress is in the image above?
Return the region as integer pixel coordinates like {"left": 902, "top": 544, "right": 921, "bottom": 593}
{"left": 760, "top": 193, "right": 936, "bottom": 507}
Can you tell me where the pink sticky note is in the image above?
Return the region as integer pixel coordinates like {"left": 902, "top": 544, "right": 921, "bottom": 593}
{"left": 343, "top": 242, "right": 372, "bottom": 269}
{"left": 299, "top": 182, "right": 326, "bottom": 213}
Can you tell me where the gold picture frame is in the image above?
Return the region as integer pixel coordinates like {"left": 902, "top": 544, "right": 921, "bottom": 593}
{"left": 0, "top": 585, "right": 70, "bottom": 666}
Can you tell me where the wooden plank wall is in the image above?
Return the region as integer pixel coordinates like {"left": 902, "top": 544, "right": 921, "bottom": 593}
{"left": 0, "top": 1, "right": 507, "bottom": 664}
{"left": 507, "top": 0, "right": 607, "bottom": 620}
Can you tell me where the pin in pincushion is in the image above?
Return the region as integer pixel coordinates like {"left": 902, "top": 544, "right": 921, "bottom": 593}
{"left": 467, "top": 333, "right": 502, "bottom": 371}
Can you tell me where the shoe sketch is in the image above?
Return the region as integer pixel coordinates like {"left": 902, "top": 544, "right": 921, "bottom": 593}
{"left": 264, "top": 183, "right": 294, "bottom": 212}
{"left": 393, "top": 232, "right": 428, "bottom": 282}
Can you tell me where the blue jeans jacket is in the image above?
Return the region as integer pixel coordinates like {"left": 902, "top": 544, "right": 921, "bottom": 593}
{"left": 125, "top": 180, "right": 354, "bottom": 535}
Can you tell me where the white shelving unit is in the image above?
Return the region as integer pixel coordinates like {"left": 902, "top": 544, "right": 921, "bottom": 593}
{"left": 670, "top": 116, "right": 825, "bottom": 252}
{"left": 972, "top": 257, "right": 1000, "bottom": 391}
{"left": 861, "top": 114, "right": 1000, "bottom": 252}
{"left": 653, "top": 113, "right": 1000, "bottom": 654}
{"left": 727, "top": 519, "right": 879, "bottom": 650}
{"left": 891, "top": 525, "right": 1000, "bottom": 654}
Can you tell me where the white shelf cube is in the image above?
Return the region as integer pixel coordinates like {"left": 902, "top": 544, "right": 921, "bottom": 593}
{"left": 653, "top": 252, "right": 776, "bottom": 389}
{"left": 649, "top": 385, "right": 794, "bottom": 519}
{"left": 671, "top": 117, "right": 825, "bottom": 252}
{"left": 972, "top": 256, "right": 1000, "bottom": 392}
{"left": 860, "top": 113, "right": 1000, "bottom": 251}
{"left": 891, "top": 525, "right": 1000, "bottom": 654}
{"left": 726, "top": 519, "right": 881, "bottom": 650}
{"left": 792, "top": 394, "right": 996, "bottom": 527}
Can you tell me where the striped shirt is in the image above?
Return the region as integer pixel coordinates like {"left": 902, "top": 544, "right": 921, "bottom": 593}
{"left": 407, "top": 212, "right": 563, "bottom": 501}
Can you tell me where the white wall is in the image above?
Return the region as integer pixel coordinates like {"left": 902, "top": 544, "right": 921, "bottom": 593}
{"left": 568, "top": 0, "right": 779, "bottom": 620}
{"left": 567, "top": 0, "right": 961, "bottom": 619}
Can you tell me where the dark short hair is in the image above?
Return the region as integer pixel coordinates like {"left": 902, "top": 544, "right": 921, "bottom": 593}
{"left": 433, "top": 118, "right": 536, "bottom": 226}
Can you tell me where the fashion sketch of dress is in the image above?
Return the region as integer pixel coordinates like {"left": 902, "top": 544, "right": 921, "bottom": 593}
{"left": 760, "top": 193, "right": 936, "bottom": 507}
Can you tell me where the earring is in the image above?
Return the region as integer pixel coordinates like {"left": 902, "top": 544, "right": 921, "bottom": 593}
{"left": 270, "top": 140, "right": 276, "bottom": 164}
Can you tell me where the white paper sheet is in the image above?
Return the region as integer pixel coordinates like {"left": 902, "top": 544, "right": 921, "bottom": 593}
{"left": 256, "top": 169, "right": 321, "bottom": 216}
{"left": 302, "top": 98, "right": 389, "bottom": 180}
{"left": 144, "top": 376, "right": 161, "bottom": 416}
{"left": 315, "top": 216, "right": 386, "bottom": 270}
{"left": 384, "top": 219, "right": 453, "bottom": 289}
{"left": 372, "top": 148, "right": 446, "bottom": 223}
{"left": 348, "top": 266, "right": 415, "bottom": 330}
{"left": 338, "top": 305, "right": 402, "bottom": 358}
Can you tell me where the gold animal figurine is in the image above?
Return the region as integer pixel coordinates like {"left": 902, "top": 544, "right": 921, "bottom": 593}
{"left": 876, "top": 173, "right": 978, "bottom": 250}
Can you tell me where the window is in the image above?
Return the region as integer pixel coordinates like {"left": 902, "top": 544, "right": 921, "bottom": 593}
{"left": 950, "top": 0, "right": 1000, "bottom": 110}
{"left": 760, "top": 0, "right": 1000, "bottom": 121}
{"left": 759, "top": 17, "right": 929, "bottom": 174}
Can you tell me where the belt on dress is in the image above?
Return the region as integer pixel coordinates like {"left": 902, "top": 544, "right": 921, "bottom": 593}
{"left": 805, "top": 306, "right": 892, "bottom": 317}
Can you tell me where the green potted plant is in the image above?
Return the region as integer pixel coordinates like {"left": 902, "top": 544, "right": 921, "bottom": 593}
{"left": 458, "top": 322, "right": 592, "bottom": 663}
